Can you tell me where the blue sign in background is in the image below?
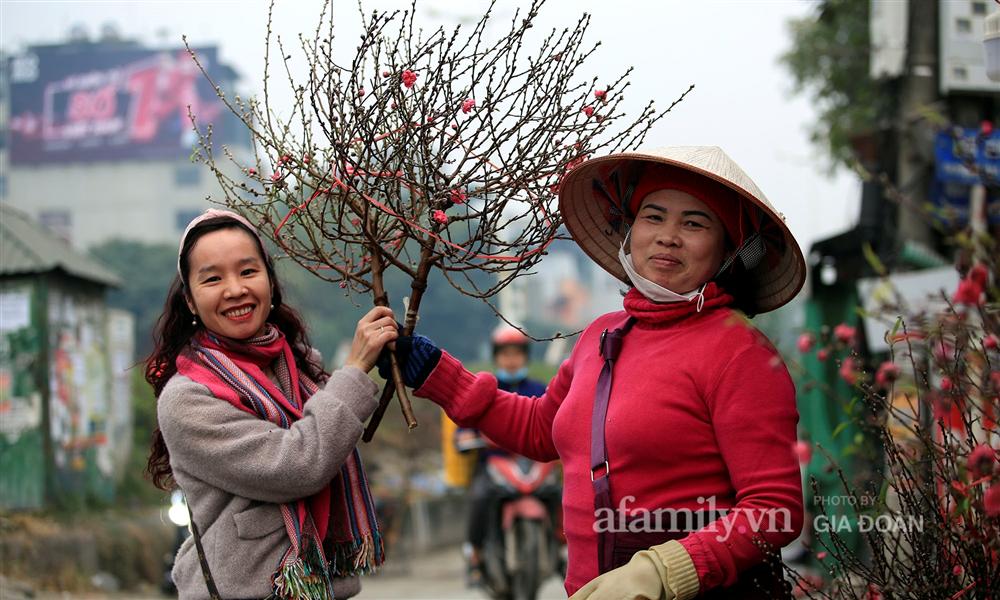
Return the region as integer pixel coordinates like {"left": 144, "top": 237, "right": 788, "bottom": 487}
{"left": 934, "top": 128, "right": 1000, "bottom": 185}
{"left": 932, "top": 128, "right": 999, "bottom": 225}
{"left": 930, "top": 180, "right": 1000, "bottom": 226}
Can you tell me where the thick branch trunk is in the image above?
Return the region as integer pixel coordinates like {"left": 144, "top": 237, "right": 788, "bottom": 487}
{"left": 366, "top": 243, "right": 417, "bottom": 433}
{"left": 363, "top": 240, "right": 438, "bottom": 442}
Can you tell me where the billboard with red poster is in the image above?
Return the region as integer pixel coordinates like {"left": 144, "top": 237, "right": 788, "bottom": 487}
{"left": 7, "top": 44, "right": 235, "bottom": 164}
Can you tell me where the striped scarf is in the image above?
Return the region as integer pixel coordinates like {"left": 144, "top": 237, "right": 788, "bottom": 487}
{"left": 176, "top": 325, "right": 383, "bottom": 600}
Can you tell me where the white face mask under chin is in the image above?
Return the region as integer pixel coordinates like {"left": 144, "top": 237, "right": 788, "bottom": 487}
{"left": 618, "top": 235, "right": 707, "bottom": 311}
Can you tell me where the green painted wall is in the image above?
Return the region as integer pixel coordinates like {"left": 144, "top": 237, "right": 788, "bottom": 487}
{"left": 0, "top": 280, "right": 46, "bottom": 509}
{"left": 797, "top": 284, "right": 869, "bottom": 560}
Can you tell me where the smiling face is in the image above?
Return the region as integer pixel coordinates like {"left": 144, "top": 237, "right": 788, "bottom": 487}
{"left": 628, "top": 189, "right": 728, "bottom": 293}
{"left": 184, "top": 227, "right": 273, "bottom": 340}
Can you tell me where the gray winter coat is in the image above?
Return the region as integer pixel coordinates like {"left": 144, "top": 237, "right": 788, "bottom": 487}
{"left": 157, "top": 365, "right": 379, "bottom": 599}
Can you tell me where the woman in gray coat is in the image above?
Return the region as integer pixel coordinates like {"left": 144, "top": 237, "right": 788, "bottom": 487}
{"left": 146, "top": 209, "right": 398, "bottom": 600}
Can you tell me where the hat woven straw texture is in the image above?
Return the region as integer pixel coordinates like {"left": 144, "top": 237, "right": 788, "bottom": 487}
{"left": 557, "top": 146, "right": 805, "bottom": 314}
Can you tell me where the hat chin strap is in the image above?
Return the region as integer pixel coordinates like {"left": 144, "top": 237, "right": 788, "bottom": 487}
{"left": 618, "top": 232, "right": 706, "bottom": 311}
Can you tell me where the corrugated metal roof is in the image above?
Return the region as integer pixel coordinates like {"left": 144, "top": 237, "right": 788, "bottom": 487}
{"left": 0, "top": 204, "right": 121, "bottom": 287}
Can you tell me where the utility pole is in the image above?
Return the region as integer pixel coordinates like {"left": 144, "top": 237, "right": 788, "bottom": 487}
{"left": 895, "top": 1, "right": 940, "bottom": 581}
{"left": 894, "top": 0, "right": 938, "bottom": 250}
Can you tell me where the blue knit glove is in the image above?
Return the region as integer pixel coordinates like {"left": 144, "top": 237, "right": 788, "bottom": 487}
{"left": 376, "top": 333, "right": 442, "bottom": 389}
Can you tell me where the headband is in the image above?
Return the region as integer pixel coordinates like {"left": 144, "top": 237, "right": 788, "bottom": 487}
{"left": 176, "top": 209, "right": 268, "bottom": 280}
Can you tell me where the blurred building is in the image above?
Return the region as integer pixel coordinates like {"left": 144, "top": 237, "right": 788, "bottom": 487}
{"left": 0, "top": 32, "right": 250, "bottom": 249}
{"left": 0, "top": 204, "right": 133, "bottom": 509}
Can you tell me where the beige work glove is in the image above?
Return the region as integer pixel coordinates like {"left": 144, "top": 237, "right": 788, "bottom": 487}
{"left": 569, "top": 540, "right": 700, "bottom": 600}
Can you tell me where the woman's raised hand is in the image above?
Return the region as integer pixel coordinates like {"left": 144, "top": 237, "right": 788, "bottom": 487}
{"left": 345, "top": 307, "right": 399, "bottom": 373}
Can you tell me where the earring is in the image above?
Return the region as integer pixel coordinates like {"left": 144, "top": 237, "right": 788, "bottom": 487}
{"left": 270, "top": 303, "right": 274, "bottom": 310}
{"left": 191, "top": 314, "right": 198, "bottom": 326}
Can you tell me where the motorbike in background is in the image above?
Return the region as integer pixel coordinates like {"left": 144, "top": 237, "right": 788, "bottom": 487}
{"left": 478, "top": 454, "right": 563, "bottom": 600}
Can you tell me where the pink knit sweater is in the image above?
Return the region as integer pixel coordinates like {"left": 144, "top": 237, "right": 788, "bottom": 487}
{"left": 416, "top": 290, "right": 803, "bottom": 595}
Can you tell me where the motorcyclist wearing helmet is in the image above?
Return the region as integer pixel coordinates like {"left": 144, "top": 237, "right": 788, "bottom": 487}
{"left": 458, "top": 326, "right": 549, "bottom": 585}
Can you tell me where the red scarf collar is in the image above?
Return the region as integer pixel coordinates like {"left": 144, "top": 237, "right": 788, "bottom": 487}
{"left": 191, "top": 326, "right": 309, "bottom": 418}
{"left": 198, "top": 325, "right": 286, "bottom": 365}
{"left": 622, "top": 281, "right": 733, "bottom": 327}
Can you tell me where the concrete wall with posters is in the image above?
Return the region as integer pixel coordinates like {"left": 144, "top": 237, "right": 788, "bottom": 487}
{"left": 0, "top": 275, "right": 134, "bottom": 509}
{"left": 46, "top": 280, "right": 133, "bottom": 506}
{"left": 105, "top": 309, "right": 134, "bottom": 484}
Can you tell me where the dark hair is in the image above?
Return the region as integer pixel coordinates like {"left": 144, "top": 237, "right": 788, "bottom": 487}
{"left": 715, "top": 266, "right": 759, "bottom": 318}
{"left": 145, "top": 217, "right": 325, "bottom": 490}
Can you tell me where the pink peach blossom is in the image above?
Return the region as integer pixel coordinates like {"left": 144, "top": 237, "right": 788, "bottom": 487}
{"left": 985, "top": 334, "right": 998, "bottom": 350}
{"left": 839, "top": 357, "right": 859, "bottom": 385}
{"left": 833, "top": 323, "right": 856, "bottom": 344}
{"left": 875, "top": 362, "right": 901, "bottom": 388}
{"left": 969, "top": 263, "right": 989, "bottom": 287}
{"left": 953, "top": 278, "right": 984, "bottom": 306}
{"left": 797, "top": 333, "right": 815, "bottom": 353}
{"left": 793, "top": 441, "right": 812, "bottom": 464}
{"left": 401, "top": 69, "right": 418, "bottom": 88}
{"left": 967, "top": 444, "right": 997, "bottom": 478}
{"left": 985, "top": 485, "right": 1000, "bottom": 517}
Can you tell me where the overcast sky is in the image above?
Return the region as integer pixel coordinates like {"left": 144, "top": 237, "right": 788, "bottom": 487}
{"left": 1, "top": 0, "right": 859, "bottom": 253}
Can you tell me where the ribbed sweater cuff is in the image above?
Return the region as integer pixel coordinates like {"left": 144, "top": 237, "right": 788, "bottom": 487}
{"left": 414, "top": 351, "right": 480, "bottom": 416}
{"left": 653, "top": 540, "right": 700, "bottom": 600}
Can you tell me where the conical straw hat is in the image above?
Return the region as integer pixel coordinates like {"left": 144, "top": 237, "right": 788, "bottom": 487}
{"left": 557, "top": 146, "right": 805, "bottom": 314}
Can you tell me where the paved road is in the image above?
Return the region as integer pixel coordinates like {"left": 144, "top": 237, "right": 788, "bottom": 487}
{"left": 356, "top": 545, "right": 567, "bottom": 600}
{"left": 10, "top": 546, "right": 568, "bottom": 600}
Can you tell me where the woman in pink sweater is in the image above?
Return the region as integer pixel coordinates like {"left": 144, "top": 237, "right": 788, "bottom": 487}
{"left": 383, "top": 147, "right": 806, "bottom": 599}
